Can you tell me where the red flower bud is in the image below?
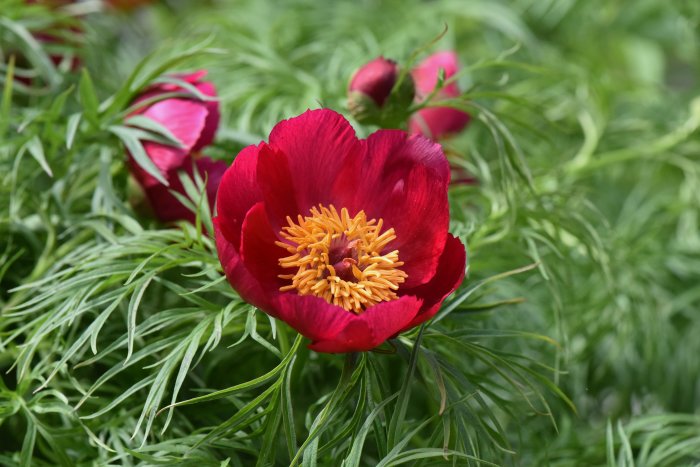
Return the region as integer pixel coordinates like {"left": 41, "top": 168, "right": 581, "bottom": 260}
{"left": 348, "top": 57, "right": 414, "bottom": 127}
{"left": 349, "top": 57, "right": 400, "bottom": 107}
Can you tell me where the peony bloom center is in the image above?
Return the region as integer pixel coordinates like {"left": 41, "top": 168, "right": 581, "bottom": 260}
{"left": 276, "top": 205, "right": 407, "bottom": 314}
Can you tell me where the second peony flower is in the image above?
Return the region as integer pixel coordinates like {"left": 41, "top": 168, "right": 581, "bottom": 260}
{"left": 126, "top": 70, "right": 226, "bottom": 224}
{"left": 215, "top": 109, "right": 466, "bottom": 353}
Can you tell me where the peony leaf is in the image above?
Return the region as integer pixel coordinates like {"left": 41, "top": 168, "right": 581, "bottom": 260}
{"left": 24, "top": 135, "right": 52, "bottom": 177}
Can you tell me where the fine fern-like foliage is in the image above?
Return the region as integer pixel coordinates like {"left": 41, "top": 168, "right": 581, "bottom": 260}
{"left": 2, "top": 0, "right": 700, "bottom": 465}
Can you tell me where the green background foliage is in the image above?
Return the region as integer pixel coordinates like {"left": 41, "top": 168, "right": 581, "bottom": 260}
{"left": 1, "top": 0, "right": 699, "bottom": 465}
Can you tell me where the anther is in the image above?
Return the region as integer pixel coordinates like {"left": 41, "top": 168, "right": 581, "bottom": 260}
{"left": 277, "top": 204, "right": 407, "bottom": 313}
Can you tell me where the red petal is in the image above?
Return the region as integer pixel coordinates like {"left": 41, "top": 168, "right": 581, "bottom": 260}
{"left": 343, "top": 131, "right": 450, "bottom": 287}
{"left": 215, "top": 219, "right": 276, "bottom": 312}
{"left": 275, "top": 294, "right": 422, "bottom": 353}
{"left": 382, "top": 163, "right": 450, "bottom": 287}
{"left": 400, "top": 234, "right": 466, "bottom": 330}
{"left": 255, "top": 143, "right": 300, "bottom": 232}
{"left": 258, "top": 125, "right": 451, "bottom": 288}
{"left": 359, "top": 130, "right": 450, "bottom": 191}
{"left": 215, "top": 144, "right": 264, "bottom": 250}
{"left": 260, "top": 109, "right": 364, "bottom": 226}
{"left": 239, "top": 202, "right": 287, "bottom": 288}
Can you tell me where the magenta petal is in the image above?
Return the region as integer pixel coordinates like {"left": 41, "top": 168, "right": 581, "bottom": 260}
{"left": 131, "top": 98, "right": 208, "bottom": 187}
{"left": 264, "top": 109, "right": 364, "bottom": 216}
{"left": 401, "top": 234, "right": 466, "bottom": 330}
{"left": 276, "top": 294, "right": 422, "bottom": 353}
{"left": 196, "top": 102, "right": 219, "bottom": 151}
{"left": 135, "top": 141, "right": 186, "bottom": 189}
{"left": 215, "top": 144, "right": 264, "bottom": 250}
{"left": 239, "top": 202, "right": 287, "bottom": 288}
{"left": 141, "top": 98, "right": 208, "bottom": 153}
{"left": 214, "top": 219, "right": 276, "bottom": 313}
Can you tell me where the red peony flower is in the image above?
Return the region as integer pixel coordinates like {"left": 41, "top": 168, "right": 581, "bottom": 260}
{"left": 409, "top": 51, "right": 471, "bottom": 140}
{"left": 127, "top": 70, "right": 226, "bottom": 223}
{"left": 214, "top": 109, "right": 466, "bottom": 353}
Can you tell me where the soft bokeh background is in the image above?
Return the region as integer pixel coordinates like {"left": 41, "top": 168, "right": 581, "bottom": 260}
{"left": 1, "top": 0, "right": 699, "bottom": 465}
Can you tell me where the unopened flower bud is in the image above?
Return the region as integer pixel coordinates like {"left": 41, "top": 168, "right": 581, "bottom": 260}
{"left": 409, "top": 51, "right": 471, "bottom": 140}
{"left": 347, "top": 57, "right": 414, "bottom": 127}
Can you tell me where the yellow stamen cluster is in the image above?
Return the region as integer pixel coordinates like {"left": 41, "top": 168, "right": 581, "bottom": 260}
{"left": 276, "top": 205, "right": 407, "bottom": 313}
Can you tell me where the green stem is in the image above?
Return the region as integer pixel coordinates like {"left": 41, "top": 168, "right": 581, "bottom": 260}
{"left": 277, "top": 321, "right": 290, "bottom": 355}
{"left": 289, "top": 352, "right": 358, "bottom": 466}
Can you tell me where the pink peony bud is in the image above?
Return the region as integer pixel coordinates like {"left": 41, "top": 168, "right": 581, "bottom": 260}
{"left": 409, "top": 51, "right": 471, "bottom": 140}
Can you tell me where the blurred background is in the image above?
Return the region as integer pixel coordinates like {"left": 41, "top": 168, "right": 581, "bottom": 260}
{"left": 1, "top": 0, "right": 699, "bottom": 465}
